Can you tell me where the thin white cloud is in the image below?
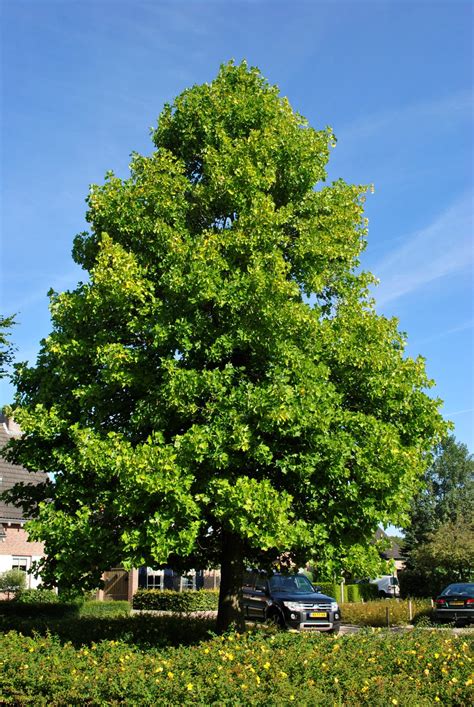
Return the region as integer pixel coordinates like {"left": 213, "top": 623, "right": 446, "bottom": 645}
{"left": 413, "top": 319, "right": 474, "bottom": 346}
{"left": 444, "top": 408, "right": 474, "bottom": 417}
{"left": 372, "top": 192, "right": 474, "bottom": 307}
{"left": 338, "top": 89, "right": 473, "bottom": 144}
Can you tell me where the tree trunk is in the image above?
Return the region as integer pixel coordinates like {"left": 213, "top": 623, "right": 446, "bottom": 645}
{"left": 216, "top": 530, "right": 245, "bottom": 634}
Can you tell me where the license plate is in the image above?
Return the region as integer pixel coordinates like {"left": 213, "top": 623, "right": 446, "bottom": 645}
{"left": 450, "top": 601, "right": 464, "bottom": 606}
{"left": 309, "top": 611, "right": 327, "bottom": 618}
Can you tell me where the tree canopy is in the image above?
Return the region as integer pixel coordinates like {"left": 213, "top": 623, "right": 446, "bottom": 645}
{"left": 401, "top": 435, "right": 473, "bottom": 593}
{"left": 4, "top": 62, "right": 446, "bottom": 630}
{"left": 0, "top": 314, "right": 16, "bottom": 379}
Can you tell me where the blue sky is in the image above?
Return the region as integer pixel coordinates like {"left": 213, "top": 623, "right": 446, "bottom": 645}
{"left": 1, "top": 0, "right": 473, "bottom": 450}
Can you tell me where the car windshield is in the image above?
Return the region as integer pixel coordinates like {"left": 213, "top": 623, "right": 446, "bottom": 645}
{"left": 269, "top": 575, "right": 315, "bottom": 594}
{"left": 441, "top": 583, "right": 474, "bottom": 596}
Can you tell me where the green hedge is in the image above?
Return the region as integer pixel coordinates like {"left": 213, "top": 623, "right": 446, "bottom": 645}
{"left": 133, "top": 589, "right": 219, "bottom": 612}
{"left": 315, "top": 583, "right": 379, "bottom": 603}
{"left": 0, "top": 601, "right": 79, "bottom": 619}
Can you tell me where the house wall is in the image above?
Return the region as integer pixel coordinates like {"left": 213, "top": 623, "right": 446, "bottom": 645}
{"left": 0, "top": 523, "right": 45, "bottom": 589}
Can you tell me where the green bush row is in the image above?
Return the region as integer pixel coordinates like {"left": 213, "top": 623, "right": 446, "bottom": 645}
{"left": 315, "top": 582, "right": 379, "bottom": 602}
{"left": 0, "top": 627, "right": 471, "bottom": 705}
{"left": 133, "top": 589, "right": 219, "bottom": 612}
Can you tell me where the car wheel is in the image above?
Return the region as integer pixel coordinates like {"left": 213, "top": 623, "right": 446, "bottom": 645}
{"left": 266, "top": 610, "right": 285, "bottom": 629}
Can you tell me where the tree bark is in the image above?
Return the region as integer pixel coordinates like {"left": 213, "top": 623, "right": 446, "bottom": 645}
{"left": 216, "top": 530, "right": 245, "bottom": 634}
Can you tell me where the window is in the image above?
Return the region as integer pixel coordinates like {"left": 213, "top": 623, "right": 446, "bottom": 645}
{"left": 12, "top": 557, "right": 29, "bottom": 572}
{"left": 146, "top": 570, "right": 164, "bottom": 590}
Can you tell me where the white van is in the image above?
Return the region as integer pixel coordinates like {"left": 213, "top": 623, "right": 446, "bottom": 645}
{"left": 370, "top": 575, "right": 400, "bottom": 598}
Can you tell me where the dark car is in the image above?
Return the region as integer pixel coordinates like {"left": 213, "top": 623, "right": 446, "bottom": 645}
{"left": 433, "top": 582, "right": 474, "bottom": 626}
{"left": 242, "top": 571, "right": 341, "bottom": 632}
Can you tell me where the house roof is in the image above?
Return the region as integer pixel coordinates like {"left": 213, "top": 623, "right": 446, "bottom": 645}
{"left": 0, "top": 414, "right": 48, "bottom": 524}
{"left": 374, "top": 527, "right": 405, "bottom": 560}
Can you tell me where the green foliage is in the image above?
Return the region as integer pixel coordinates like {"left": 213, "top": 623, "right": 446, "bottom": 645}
{"left": 403, "top": 436, "right": 473, "bottom": 592}
{"left": 16, "top": 588, "right": 59, "bottom": 604}
{"left": 0, "top": 613, "right": 215, "bottom": 649}
{"left": 340, "top": 599, "right": 432, "bottom": 626}
{"left": 411, "top": 518, "right": 474, "bottom": 583}
{"left": 404, "top": 435, "right": 474, "bottom": 550}
{"left": 0, "top": 627, "right": 471, "bottom": 705}
{"left": 79, "top": 600, "right": 130, "bottom": 618}
{"left": 0, "top": 601, "right": 78, "bottom": 619}
{"left": 314, "top": 582, "right": 378, "bottom": 603}
{"left": 5, "top": 61, "right": 446, "bottom": 625}
{"left": 133, "top": 589, "right": 218, "bottom": 612}
{"left": 0, "top": 569, "right": 27, "bottom": 597}
{"left": 0, "top": 313, "right": 16, "bottom": 378}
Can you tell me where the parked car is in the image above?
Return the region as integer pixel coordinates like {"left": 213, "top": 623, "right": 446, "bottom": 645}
{"left": 242, "top": 571, "right": 341, "bottom": 632}
{"left": 433, "top": 582, "right": 474, "bottom": 626}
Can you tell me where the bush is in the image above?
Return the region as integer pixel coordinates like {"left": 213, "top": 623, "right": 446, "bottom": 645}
{"left": 79, "top": 601, "right": 130, "bottom": 618}
{"left": 398, "top": 570, "right": 445, "bottom": 599}
{"left": 17, "top": 589, "right": 60, "bottom": 604}
{"left": 133, "top": 589, "right": 218, "bottom": 612}
{"left": 0, "top": 569, "right": 27, "bottom": 598}
{"left": 0, "top": 601, "right": 78, "bottom": 619}
{"left": 0, "top": 627, "right": 471, "bottom": 705}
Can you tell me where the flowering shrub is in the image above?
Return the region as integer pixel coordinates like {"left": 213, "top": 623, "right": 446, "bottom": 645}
{"left": 133, "top": 589, "right": 219, "bottom": 612}
{"left": 0, "top": 627, "right": 471, "bottom": 705}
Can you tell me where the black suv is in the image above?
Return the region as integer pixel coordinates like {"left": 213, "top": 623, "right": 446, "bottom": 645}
{"left": 242, "top": 572, "right": 341, "bottom": 632}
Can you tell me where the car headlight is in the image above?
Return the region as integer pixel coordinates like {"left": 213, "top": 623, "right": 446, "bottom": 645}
{"left": 330, "top": 602, "right": 339, "bottom": 612}
{"left": 282, "top": 602, "right": 303, "bottom": 611}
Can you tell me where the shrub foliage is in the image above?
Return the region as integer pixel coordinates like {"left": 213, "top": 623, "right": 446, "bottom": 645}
{"left": 133, "top": 589, "right": 218, "bottom": 612}
{"left": 0, "top": 627, "right": 471, "bottom": 705}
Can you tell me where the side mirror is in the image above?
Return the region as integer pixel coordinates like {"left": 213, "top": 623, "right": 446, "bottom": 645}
{"left": 313, "top": 585, "right": 322, "bottom": 593}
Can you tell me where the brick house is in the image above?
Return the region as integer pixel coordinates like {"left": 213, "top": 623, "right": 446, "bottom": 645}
{"left": 0, "top": 414, "right": 47, "bottom": 589}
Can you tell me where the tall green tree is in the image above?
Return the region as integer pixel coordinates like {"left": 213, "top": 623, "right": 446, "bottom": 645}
{"left": 5, "top": 62, "right": 445, "bottom": 631}
{"left": 0, "top": 314, "right": 16, "bottom": 379}
{"left": 403, "top": 435, "right": 474, "bottom": 552}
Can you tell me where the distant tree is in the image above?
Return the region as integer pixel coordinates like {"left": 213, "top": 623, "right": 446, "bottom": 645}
{"left": 0, "top": 568, "right": 27, "bottom": 599}
{"left": 403, "top": 435, "right": 474, "bottom": 552}
{"left": 4, "top": 62, "right": 446, "bottom": 632}
{"left": 0, "top": 314, "right": 16, "bottom": 378}
{"left": 411, "top": 517, "right": 474, "bottom": 584}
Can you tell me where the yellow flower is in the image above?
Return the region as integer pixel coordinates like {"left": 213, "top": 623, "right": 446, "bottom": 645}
{"left": 256, "top": 675, "right": 261, "bottom": 685}
{"left": 435, "top": 697, "right": 440, "bottom": 702}
{"left": 290, "top": 696, "right": 295, "bottom": 701}
{"left": 242, "top": 684, "right": 248, "bottom": 690}
{"left": 424, "top": 669, "right": 429, "bottom": 675}
{"left": 204, "top": 648, "right": 209, "bottom": 654}
{"left": 187, "top": 683, "right": 193, "bottom": 691}
{"left": 334, "top": 677, "right": 339, "bottom": 684}
{"left": 167, "top": 672, "right": 174, "bottom": 679}
{"left": 392, "top": 700, "right": 398, "bottom": 705}
{"left": 361, "top": 686, "right": 369, "bottom": 693}
{"left": 280, "top": 671, "right": 288, "bottom": 679}
{"left": 263, "top": 662, "right": 271, "bottom": 670}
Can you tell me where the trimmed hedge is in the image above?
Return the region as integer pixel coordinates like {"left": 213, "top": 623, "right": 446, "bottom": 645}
{"left": 314, "top": 583, "right": 379, "bottom": 603}
{"left": 133, "top": 589, "right": 219, "bottom": 612}
{"left": 0, "top": 600, "right": 78, "bottom": 619}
